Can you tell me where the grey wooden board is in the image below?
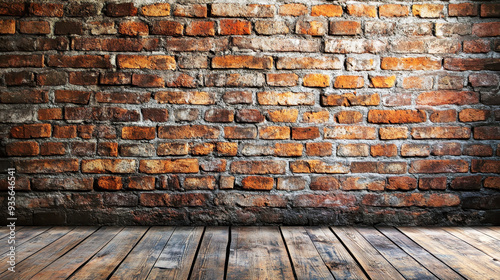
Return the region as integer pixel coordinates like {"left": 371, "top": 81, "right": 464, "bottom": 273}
{"left": 110, "top": 227, "right": 175, "bottom": 280}
{"left": 378, "top": 227, "right": 465, "bottom": 280}
{"left": 0, "top": 227, "right": 97, "bottom": 279}
{"left": 305, "top": 227, "right": 368, "bottom": 280}
{"left": 190, "top": 226, "right": 229, "bottom": 280}
{"left": 281, "top": 226, "right": 335, "bottom": 280}
{"left": 332, "top": 227, "right": 405, "bottom": 280}
{"left": 357, "top": 227, "right": 437, "bottom": 280}
{"left": 477, "top": 227, "right": 500, "bottom": 241}
{"left": 147, "top": 226, "right": 204, "bottom": 280}
{"left": 0, "top": 226, "right": 50, "bottom": 254}
{"left": 69, "top": 227, "right": 147, "bottom": 280}
{"left": 399, "top": 227, "right": 500, "bottom": 280}
{"left": 444, "top": 227, "right": 500, "bottom": 260}
{"left": 226, "top": 226, "right": 295, "bottom": 280}
{"left": 32, "top": 226, "right": 123, "bottom": 280}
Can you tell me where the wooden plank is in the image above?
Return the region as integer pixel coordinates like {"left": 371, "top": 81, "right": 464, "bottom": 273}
{"left": 32, "top": 226, "right": 123, "bottom": 279}
{"left": 378, "top": 227, "right": 465, "bottom": 280}
{"left": 281, "top": 226, "right": 334, "bottom": 280}
{"left": 0, "top": 226, "right": 50, "bottom": 254}
{"left": 399, "top": 227, "right": 500, "bottom": 280}
{"left": 0, "top": 227, "right": 97, "bottom": 279}
{"left": 69, "top": 227, "right": 147, "bottom": 279}
{"left": 476, "top": 227, "right": 500, "bottom": 241}
{"left": 357, "top": 227, "right": 437, "bottom": 280}
{"left": 147, "top": 227, "right": 204, "bottom": 280}
{"left": 0, "top": 226, "right": 23, "bottom": 240}
{"left": 110, "top": 227, "right": 175, "bottom": 280}
{"left": 190, "top": 226, "right": 229, "bottom": 280}
{"left": 226, "top": 227, "right": 295, "bottom": 280}
{"left": 332, "top": 227, "right": 405, "bottom": 280}
{"left": 0, "top": 227, "right": 72, "bottom": 273}
{"left": 444, "top": 227, "right": 500, "bottom": 260}
{"left": 305, "top": 227, "right": 367, "bottom": 280}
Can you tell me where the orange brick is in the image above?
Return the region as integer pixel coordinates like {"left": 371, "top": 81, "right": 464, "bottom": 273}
{"left": 302, "top": 111, "right": 329, "bottom": 123}
{"left": 259, "top": 126, "right": 290, "bottom": 139}
{"left": 371, "top": 144, "right": 398, "bottom": 157}
{"left": 292, "top": 127, "right": 320, "bottom": 140}
{"left": 380, "top": 127, "right": 408, "bottom": 140}
{"left": 370, "top": 76, "right": 396, "bottom": 88}
{"left": 19, "top": 20, "right": 50, "bottom": 34}
{"left": 268, "top": 109, "right": 298, "bottom": 123}
{"left": 380, "top": 4, "right": 409, "bottom": 17}
{"left": 186, "top": 21, "right": 215, "bottom": 36}
{"left": 334, "top": 76, "right": 364, "bottom": 89}
{"left": 306, "top": 142, "right": 333, "bottom": 156}
{"left": 430, "top": 110, "right": 457, "bottom": 123}
{"left": 459, "top": 109, "right": 490, "bottom": 122}
{"left": 212, "top": 55, "right": 272, "bottom": 69}
{"left": 412, "top": 4, "right": 444, "bottom": 18}
{"left": 122, "top": 126, "right": 156, "bottom": 140}
{"left": 279, "top": 3, "right": 307, "bottom": 16}
{"left": 139, "top": 159, "right": 199, "bottom": 174}
{"left": 311, "top": 4, "right": 342, "bottom": 17}
{"left": 275, "top": 143, "right": 303, "bottom": 157}
{"left": 155, "top": 91, "right": 215, "bottom": 105}
{"left": 97, "top": 176, "right": 122, "bottom": 190}
{"left": 381, "top": 57, "right": 441, "bottom": 70}
{"left": 141, "top": 3, "right": 170, "bottom": 16}
{"left": 216, "top": 142, "right": 238, "bottom": 156}
{"left": 335, "top": 111, "right": 363, "bottom": 124}
{"left": 368, "top": 110, "right": 426, "bottom": 124}
{"left": 158, "top": 125, "right": 220, "bottom": 139}
{"left": 38, "top": 108, "right": 62, "bottom": 120}
{"left": 117, "top": 55, "right": 176, "bottom": 70}
{"left": 242, "top": 176, "right": 274, "bottom": 190}
{"left": 118, "top": 21, "right": 149, "bottom": 36}
{"left": 0, "top": 19, "right": 15, "bottom": 34}
{"left": 219, "top": 19, "right": 251, "bottom": 35}
{"left": 329, "top": 21, "right": 361, "bottom": 35}
{"left": 303, "top": 73, "right": 330, "bottom": 87}
{"left": 449, "top": 3, "right": 478, "bottom": 17}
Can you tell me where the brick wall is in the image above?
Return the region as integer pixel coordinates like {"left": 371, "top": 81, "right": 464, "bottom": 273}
{"left": 0, "top": 0, "right": 499, "bottom": 225}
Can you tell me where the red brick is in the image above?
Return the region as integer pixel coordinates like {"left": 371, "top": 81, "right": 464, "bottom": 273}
{"left": 268, "top": 109, "right": 298, "bottom": 123}
{"left": 303, "top": 111, "right": 329, "bottom": 124}
{"left": 464, "top": 145, "right": 493, "bottom": 157}
{"left": 259, "top": 126, "right": 290, "bottom": 140}
{"left": 205, "top": 109, "right": 234, "bottom": 123}
{"left": 459, "top": 109, "right": 490, "bottom": 122}
{"left": 29, "top": 3, "right": 63, "bottom": 17}
{"left": 19, "top": 20, "right": 50, "bottom": 34}
{"left": 98, "top": 142, "right": 118, "bottom": 157}
{"left": 412, "top": 127, "right": 470, "bottom": 139}
{"left": 47, "top": 55, "right": 111, "bottom": 69}
{"left": 132, "top": 74, "right": 164, "bottom": 88}
{"left": 97, "top": 176, "right": 123, "bottom": 191}
{"left": 11, "top": 124, "right": 51, "bottom": 138}
{"left": 417, "top": 91, "right": 479, "bottom": 106}
{"left": 306, "top": 142, "right": 333, "bottom": 157}
{"left": 241, "top": 176, "right": 274, "bottom": 191}
{"left": 471, "top": 160, "right": 500, "bottom": 173}
{"left": 0, "top": 55, "right": 44, "bottom": 68}
{"left": 267, "top": 73, "right": 298, "bottom": 87}
{"left": 322, "top": 93, "right": 380, "bottom": 107}
{"left": 65, "top": 107, "right": 139, "bottom": 122}
{"left": 0, "top": 19, "right": 15, "bottom": 34}
{"left": 0, "top": 2, "right": 25, "bottom": 16}
{"left": 368, "top": 110, "right": 426, "bottom": 124}
{"left": 347, "top": 4, "right": 377, "bottom": 17}
{"left": 371, "top": 144, "right": 398, "bottom": 157}
{"left": 296, "top": 19, "right": 326, "bottom": 36}
{"left": 419, "top": 177, "right": 447, "bottom": 190}
{"left": 37, "top": 71, "right": 66, "bottom": 86}
{"left": 118, "top": 21, "right": 149, "bottom": 36}
{"left": 140, "top": 193, "right": 209, "bottom": 207}
{"left": 216, "top": 142, "right": 238, "bottom": 156}
{"left": 99, "top": 72, "right": 132, "bottom": 86}
{"left": 473, "top": 22, "right": 500, "bottom": 37}
{"left": 173, "top": 4, "right": 206, "bottom": 17}
{"left": 387, "top": 176, "right": 417, "bottom": 191}
{"left": 410, "top": 160, "right": 468, "bottom": 174}
{"left": 1, "top": 90, "right": 48, "bottom": 104}
{"left": 128, "top": 176, "right": 155, "bottom": 191}
{"left": 151, "top": 21, "right": 183, "bottom": 36}
{"left": 380, "top": 4, "right": 409, "bottom": 17}
{"left": 106, "top": 3, "right": 137, "bottom": 17}
{"left": 6, "top": 141, "right": 39, "bottom": 156}
{"left": 16, "top": 159, "right": 79, "bottom": 174}
{"left": 231, "top": 160, "right": 286, "bottom": 175}
{"left": 71, "top": 142, "right": 96, "bottom": 156}
{"left": 219, "top": 19, "right": 251, "bottom": 35}
{"left": 235, "top": 109, "right": 264, "bottom": 123}
{"left": 158, "top": 125, "right": 219, "bottom": 139}
{"left": 54, "top": 90, "right": 91, "bottom": 105}
{"left": 279, "top": 3, "right": 307, "bottom": 16}
{"left": 324, "top": 126, "right": 376, "bottom": 140}
{"left": 469, "top": 73, "right": 499, "bottom": 87}
{"left": 310, "top": 177, "right": 340, "bottom": 191}
{"left": 53, "top": 125, "right": 77, "bottom": 138}
{"left": 484, "top": 177, "right": 500, "bottom": 190}
{"left": 38, "top": 108, "right": 62, "bottom": 120}
{"left": 430, "top": 110, "right": 456, "bottom": 123}
{"left": 157, "top": 143, "right": 189, "bottom": 156}
{"left": 122, "top": 126, "right": 156, "bottom": 140}
{"left": 444, "top": 58, "right": 500, "bottom": 71}
{"left": 381, "top": 57, "right": 441, "bottom": 70}
{"left": 432, "top": 143, "right": 462, "bottom": 156}
{"left": 311, "top": 4, "right": 342, "bottom": 17}
{"left": 40, "top": 142, "right": 66, "bottom": 156}
{"left": 436, "top": 23, "right": 471, "bottom": 37}
{"left": 142, "top": 108, "right": 168, "bottom": 122}
{"left": 464, "top": 40, "right": 491, "bottom": 53}
{"left": 224, "top": 126, "right": 257, "bottom": 139}
{"left": 481, "top": 4, "right": 500, "bottom": 17}
{"left": 117, "top": 55, "right": 175, "bottom": 70}
{"left": 141, "top": 3, "right": 170, "bottom": 16}
{"left": 186, "top": 21, "right": 215, "bottom": 36}
{"left": 291, "top": 160, "right": 349, "bottom": 174}
{"left": 291, "top": 127, "right": 320, "bottom": 140}
{"left": 474, "top": 126, "right": 500, "bottom": 140}
{"left": 184, "top": 176, "right": 216, "bottom": 190}
{"left": 212, "top": 55, "right": 272, "bottom": 69}
{"left": 451, "top": 176, "right": 482, "bottom": 191}
{"left": 55, "top": 21, "right": 83, "bottom": 35}
{"left": 69, "top": 72, "right": 99, "bottom": 85}
{"left": 449, "top": 3, "right": 478, "bottom": 17}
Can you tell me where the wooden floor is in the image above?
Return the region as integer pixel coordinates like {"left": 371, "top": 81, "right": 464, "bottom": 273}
{"left": 0, "top": 227, "right": 499, "bottom": 279}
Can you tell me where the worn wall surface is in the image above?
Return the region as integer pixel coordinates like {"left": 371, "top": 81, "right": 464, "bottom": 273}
{"left": 0, "top": 0, "right": 499, "bottom": 225}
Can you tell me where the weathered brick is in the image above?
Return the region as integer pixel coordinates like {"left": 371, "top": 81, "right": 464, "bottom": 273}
{"left": 216, "top": 142, "right": 237, "bottom": 157}
{"left": 419, "top": 177, "right": 447, "bottom": 190}
{"left": 324, "top": 126, "right": 376, "bottom": 140}
{"left": 371, "top": 144, "right": 398, "bottom": 157}
{"left": 412, "top": 127, "right": 470, "bottom": 139}
{"left": 484, "top": 177, "right": 500, "bottom": 190}
{"left": 368, "top": 110, "right": 426, "bottom": 124}
{"left": 401, "top": 144, "right": 431, "bottom": 157}
{"left": 0, "top": 55, "right": 44, "bottom": 68}
{"left": 471, "top": 160, "right": 500, "bottom": 173}
{"left": 16, "top": 159, "right": 79, "bottom": 174}
{"left": 464, "top": 40, "right": 491, "bottom": 53}
{"left": 173, "top": 4, "right": 206, "bottom": 17}
{"left": 184, "top": 176, "right": 216, "bottom": 190}
{"left": 338, "top": 144, "right": 369, "bottom": 157}
{"left": 72, "top": 38, "right": 159, "bottom": 52}
{"left": 151, "top": 21, "right": 183, "bottom": 36}
{"left": 481, "top": 4, "right": 500, "bottom": 17}
{"left": 69, "top": 72, "right": 98, "bottom": 85}
{"left": 387, "top": 177, "right": 417, "bottom": 191}
{"left": 155, "top": 91, "right": 214, "bottom": 105}
{"left": 185, "top": 21, "right": 214, "bottom": 36}
{"left": 449, "top": 3, "right": 478, "bottom": 17}
{"left": 432, "top": 143, "right": 462, "bottom": 156}
{"left": 259, "top": 126, "right": 290, "bottom": 140}
{"left": 279, "top": 3, "right": 307, "bottom": 16}
{"left": 444, "top": 58, "right": 500, "bottom": 71}
{"left": 417, "top": 91, "right": 479, "bottom": 106}
{"left": 291, "top": 160, "right": 349, "bottom": 174}
{"left": 224, "top": 126, "right": 258, "bottom": 139}
{"left": 293, "top": 193, "right": 357, "bottom": 208}
{"left": 334, "top": 76, "right": 364, "bottom": 89}
{"left": 139, "top": 159, "right": 199, "bottom": 174}
{"left": 55, "top": 90, "right": 91, "bottom": 105}
{"left": 464, "top": 145, "right": 493, "bottom": 157}
{"left": 380, "top": 127, "right": 408, "bottom": 140}
{"left": 122, "top": 126, "right": 156, "bottom": 140}
{"left": 311, "top": 4, "right": 342, "bottom": 17}
{"left": 267, "top": 73, "right": 298, "bottom": 87}
{"left": 11, "top": 124, "right": 51, "bottom": 138}
{"left": 257, "top": 91, "right": 314, "bottom": 106}
{"left": 117, "top": 55, "right": 175, "bottom": 70}
{"left": 472, "top": 22, "right": 500, "bottom": 37}
{"left": 459, "top": 109, "right": 490, "bottom": 122}
{"left": 1, "top": 90, "right": 48, "bottom": 104}
{"left": 310, "top": 177, "right": 340, "bottom": 191}
{"left": 363, "top": 193, "right": 459, "bottom": 207}
{"left": 141, "top": 3, "right": 170, "bottom": 16}
{"left": 255, "top": 20, "right": 289, "bottom": 35}
{"left": 277, "top": 56, "right": 341, "bottom": 70}
{"left": 306, "top": 142, "right": 332, "bottom": 157}
{"left": 98, "top": 142, "right": 118, "bottom": 157}
{"left": 325, "top": 39, "right": 386, "bottom": 54}
{"left": 6, "top": 141, "right": 39, "bottom": 156}
{"left": 438, "top": 76, "right": 464, "bottom": 90}
{"left": 268, "top": 109, "right": 298, "bottom": 123}
{"left": 118, "top": 21, "right": 149, "bottom": 36}
{"left": 412, "top": 4, "right": 444, "bottom": 18}
{"left": 106, "top": 3, "right": 137, "bottom": 17}
{"left": 381, "top": 57, "right": 441, "bottom": 70}
{"left": 296, "top": 19, "right": 327, "bottom": 36}
{"left": 132, "top": 74, "right": 164, "bottom": 88}
{"left": 380, "top": 4, "right": 409, "bottom": 17}
{"left": 231, "top": 160, "right": 286, "bottom": 175}
{"left": 212, "top": 55, "right": 272, "bottom": 69}
{"left": 303, "top": 111, "right": 329, "bottom": 124}
{"left": 140, "top": 193, "right": 209, "bottom": 207}
{"left": 322, "top": 93, "right": 380, "bottom": 107}
{"left": 211, "top": 4, "right": 274, "bottom": 18}
{"left": 347, "top": 4, "right": 377, "bottom": 17}
{"left": 205, "top": 109, "right": 234, "bottom": 123}
{"left": 291, "top": 127, "right": 320, "bottom": 140}
{"left": 159, "top": 125, "right": 219, "bottom": 139}
{"left": 37, "top": 71, "right": 66, "bottom": 86}
{"left": 29, "top": 3, "right": 63, "bottom": 17}
{"left": 235, "top": 109, "right": 264, "bottom": 123}
{"left": 40, "top": 142, "right": 66, "bottom": 156}
{"left": 219, "top": 19, "right": 251, "bottom": 35}
{"left": 55, "top": 21, "right": 83, "bottom": 35}
{"left": 474, "top": 126, "right": 500, "bottom": 140}
{"left": 410, "top": 160, "right": 468, "bottom": 174}
{"left": 451, "top": 176, "right": 482, "bottom": 191}
{"left": 53, "top": 125, "right": 77, "bottom": 139}
{"left": 234, "top": 37, "right": 320, "bottom": 52}
{"left": 47, "top": 55, "right": 111, "bottom": 69}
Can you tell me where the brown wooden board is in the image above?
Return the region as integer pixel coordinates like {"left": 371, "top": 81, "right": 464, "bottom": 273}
{"left": 0, "top": 227, "right": 97, "bottom": 279}
{"left": 305, "top": 227, "right": 367, "bottom": 280}
{"left": 399, "top": 227, "right": 500, "bottom": 280}
{"left": 69, "top": 227, "right": 147, "bottom": 279}
{"left": 32, "top": 226, "right": 123, "bottom": 279}
{"left": 357, "top": 227, "right": 437, "bottom": 280}
{"left": 378, "top": 227, "right": 465, "bottom": 280}
{"left": 477, "top": 227, "right": 500, "bottom": 241}
{"left": 190, "top": 226, "right": 229, "bottom": 280}
{"left": 0, "top": 226, "right": 50, "bottom": 254}
{"left": 332, "top": 227, "right": 405, "bottom": 280}
{"left": 147, "top": 227, "right": 204, "bottom": 280}
{"left": 444, "top": 227, "right": 500, "bottom": 260}
{"left": 110, "top": 227, "right": 175, "bottom": 280}
{"left": 226, "top": 227, "right": 295, "bottom": 280}
{"left": 281, "top": 226, "right": 334, "bottom": 280}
